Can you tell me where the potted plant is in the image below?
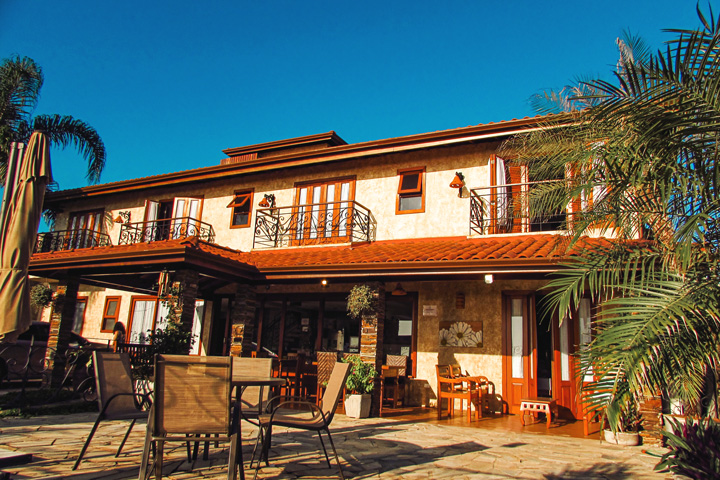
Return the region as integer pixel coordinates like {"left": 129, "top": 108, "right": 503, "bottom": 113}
{"left": 30, "top": 284, "right": 54, "bottom": 309}
{"left": 346, "top": 284, "right": 377, "bottom": 320}
{"left": 603, "top": 398, "right": 642, "bottom": 446}
{"left": 343, "top": 356, "right": 377, "bottom": 418}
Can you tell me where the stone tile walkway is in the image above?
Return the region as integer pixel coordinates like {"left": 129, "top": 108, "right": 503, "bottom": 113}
{"left": 0, "top": 412, "right": 671, "bottom": 479}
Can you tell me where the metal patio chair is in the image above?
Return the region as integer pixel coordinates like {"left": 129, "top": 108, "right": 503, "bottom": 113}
{"left": 73, "top": 351, "right": 151, "bottom": 470}
{"left": 252, "top": 361, "right": 351, "bottom": 480}
{"left": 138, "top": 355, "right": 241, "bottom": 480}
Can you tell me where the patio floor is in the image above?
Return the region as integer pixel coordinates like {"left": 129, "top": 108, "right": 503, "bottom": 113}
{"left": 0, "top": 407, "right": 671, "bottom": 479}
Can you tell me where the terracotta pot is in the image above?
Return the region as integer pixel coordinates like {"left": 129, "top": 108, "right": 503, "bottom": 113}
{"left": 603, "top": 429, "right": 640, "bottom": 446}
{"left": 345, "top": 393, "right": 372, "bottom": 418}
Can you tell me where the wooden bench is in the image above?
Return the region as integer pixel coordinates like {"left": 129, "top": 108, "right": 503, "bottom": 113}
{"left": 519, "top": 397, "right": 557, "bottom": 428}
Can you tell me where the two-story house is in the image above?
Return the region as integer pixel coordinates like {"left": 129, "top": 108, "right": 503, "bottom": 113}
{"left": 29, "top": 115, "right": 609, "bottom": 418}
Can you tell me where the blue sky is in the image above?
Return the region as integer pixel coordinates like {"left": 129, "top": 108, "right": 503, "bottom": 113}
{"left": 0, "top": 0, "right": 705, "bottom": 191}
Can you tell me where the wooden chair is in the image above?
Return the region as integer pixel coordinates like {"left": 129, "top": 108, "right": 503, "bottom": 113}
{"left": 315, "top": 351, "right": 337, "bottom": 405}
{"left": 138, "top": 355, "right": 241, "bottom": 480}
{"left": 73, "top": 351, "right": 151, "bottom": 470}
{"left": 253, "top": 362, "right": 351, "bottom": 480}
{"left": 386, "top": 354, "right": 408, "bottom": 377}
{"left": 435, "top": 364, "right": 481, "bottom": 422}
{"left": 379, "top": 366, "right": 402, "bottom": 416}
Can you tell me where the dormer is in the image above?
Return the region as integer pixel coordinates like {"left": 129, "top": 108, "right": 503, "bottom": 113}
{"left": 220, "top": 131, "right": 347, "bottom": 165}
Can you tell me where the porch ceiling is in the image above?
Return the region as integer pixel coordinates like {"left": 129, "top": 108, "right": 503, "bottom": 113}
{"left": 29, "top": 234, "right": 616, "bottom": 290}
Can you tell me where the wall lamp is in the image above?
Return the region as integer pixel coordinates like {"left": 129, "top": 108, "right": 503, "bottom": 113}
{"left": 258, "top": 193, "right": 276, "bottom": 208}
{"left": 450, "top": 172, "right": 465, "bottom": 197}
{"left": 484, "top": 274, "right": 494, "bottom": 284}
{"left": 391, "top": 283, "right": 407, "bottom": 296}
{"left": 114, "top": 211, "right": 131, "bottom": 223}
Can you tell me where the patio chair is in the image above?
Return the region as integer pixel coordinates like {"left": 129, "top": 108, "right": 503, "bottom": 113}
{"left": 315, "top": 351, "right": 337, "bottom": 405}
{"left": 436, "top": 364, "right": 480, "bottom": 422}
{"left": 232, "top": 357, "right": 274, "bottom": 423}
{"left": 252, "top": 361, "right": 351, "bottom": 480}
{"left": 379, "top": 365, "right": 402, "bottom": 416}
{"left": 138, "top": 355, "right": 241, "bottom": 480}
{"left": 73, "top": 351, "right": 151, "bottom": 470}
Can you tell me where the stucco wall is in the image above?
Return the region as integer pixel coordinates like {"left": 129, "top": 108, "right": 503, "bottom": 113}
{"left": 50, "top": 141, "right": 502, "bottom": 250}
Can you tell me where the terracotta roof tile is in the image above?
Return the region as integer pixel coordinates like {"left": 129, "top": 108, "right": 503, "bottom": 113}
{"left": 31, "top": 234, "right": 617, "bottom": 275}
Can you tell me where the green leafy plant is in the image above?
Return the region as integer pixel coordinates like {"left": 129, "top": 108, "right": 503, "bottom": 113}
{"left": 655, "top": 416, "right": 720, "bottom": 479}
{"left": 346, "top": 284, "right": 376, "bottom": 320}
{"left": 29, "top": 284, "right": 53, "bottom": 308}
{"left": 343, "top": 356, "right": 377, "bottom": 394}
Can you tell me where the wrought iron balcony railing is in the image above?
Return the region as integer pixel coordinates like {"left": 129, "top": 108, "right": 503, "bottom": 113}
{"left": 469, "top": 181, "right": 568, "bottom": 236}
{"left": 118, "top": 217, "right": 216, "bottom": 245}
{"left": 35, "top": 229, "right": 112, "bottom": 253}
{"left": 253, "top": 200, "right": 375, "bottom": 249}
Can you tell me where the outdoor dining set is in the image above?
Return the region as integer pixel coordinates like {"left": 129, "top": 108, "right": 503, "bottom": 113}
{"left": 72, "top": 350, "right": 353, "bottom": 480}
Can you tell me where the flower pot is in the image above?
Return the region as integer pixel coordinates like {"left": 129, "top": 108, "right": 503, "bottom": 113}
{"left": 345, "top": 393, "right": 372, "bottom": 418}
{"left": 603, "top": 429, "right": 640, "bottom": 446}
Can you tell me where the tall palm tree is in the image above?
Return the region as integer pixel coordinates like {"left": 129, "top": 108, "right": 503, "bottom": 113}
{"left": 503, "top": 6, "right": 720, "bottom": 430}
{"left": 0, "top": 55, "right": 106, "bottom": 185}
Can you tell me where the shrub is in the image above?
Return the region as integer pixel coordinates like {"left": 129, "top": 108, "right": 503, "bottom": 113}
{"left": 655, "top": 416, "right": 720, "bottom": 479}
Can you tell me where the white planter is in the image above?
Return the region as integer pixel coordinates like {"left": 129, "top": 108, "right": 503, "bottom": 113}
{"left": 603, "top": 429, "right": 640, "bottom": 446}
{"left": 345, "top": 393, "right": 372, "bottom": 418}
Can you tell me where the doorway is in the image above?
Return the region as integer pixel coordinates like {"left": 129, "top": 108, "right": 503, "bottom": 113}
{"left": 502, "top": 292, "right": 583, "bottom": 420}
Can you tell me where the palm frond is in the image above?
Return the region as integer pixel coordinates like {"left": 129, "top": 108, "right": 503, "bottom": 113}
{"left": 32, "top": 114, "right": 106, "bottom": 184}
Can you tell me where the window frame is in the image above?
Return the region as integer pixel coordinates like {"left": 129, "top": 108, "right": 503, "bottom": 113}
{"left": 228, "top": 189, "right": 254, "bottom": 229}
{"left": 100, "top": 296, "right": 121, "bottom": 333}
{"left": 72, "top": 296, "right": 88, "bottom": 335}
{"left": 396, "top": 167, "right": 425, "bottom": 214}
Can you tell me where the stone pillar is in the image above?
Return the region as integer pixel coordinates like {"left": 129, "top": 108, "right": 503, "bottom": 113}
{"left": 358, "top": 282, "right": 385, "bottom": 416}
{"left": 173, "top": 269, "right": 199, "bottom": 334}
{"left": 46, "top": 278, "right": 79, "bottom": 388}
{"left": 229, "top": 283, "right": 257, "bottom": 357}
{"left": 639, "top": 395, "right": 664, "bottom": 447}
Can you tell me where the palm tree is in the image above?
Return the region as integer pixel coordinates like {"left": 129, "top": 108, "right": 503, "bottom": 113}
{"left": 502, "top": 6, "right": 720, "bottom": 430}
{"left": 0, "top": 55, "right": 106, "bottom": 185}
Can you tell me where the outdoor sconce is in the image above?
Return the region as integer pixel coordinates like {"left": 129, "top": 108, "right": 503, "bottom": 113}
{"left": 321, "top": 279, "right": 328, "bottom": 287}
{"left": 258, "top": 193, "right": 276, "bottom": 208}
{"left": 114, "top": 211, "right": 130, "bottom": 223}
{"left": 450, "top": 172, "right": 465, "bottom": 197}
{"left": 391, "top": 283, "right": 407, "bottom": 296}
{"left": 484, "top": 274, "right": 494, "bottom": 284}
{"left": 456, "top": 293, "right": 465, "bottom": 309}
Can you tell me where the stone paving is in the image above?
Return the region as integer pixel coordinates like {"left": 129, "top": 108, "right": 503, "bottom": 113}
{"left": 0, "top": 412, "right": 671, "bottom": 479}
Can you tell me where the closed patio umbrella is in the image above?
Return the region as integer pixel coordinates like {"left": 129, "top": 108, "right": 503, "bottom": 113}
{"left": 0, "top": 132, "right": 52, "bottom": 341}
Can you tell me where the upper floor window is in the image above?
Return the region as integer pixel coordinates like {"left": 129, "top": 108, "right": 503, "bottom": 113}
{"left": 396, "top": 167, "right": 425, "bottom": 214}
{"left": 67, "top": 209, "right": 105, "bottom": 249}
{"left": 227, "top": 190, "right": 253, "bottom": 228}
{"left": 294, "top": 177, "right": 355, "bottom": 244}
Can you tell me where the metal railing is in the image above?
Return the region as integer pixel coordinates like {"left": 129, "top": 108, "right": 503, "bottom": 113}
{"left": 469, "top": 181, "right": 568, "bottom": 235}
{"left": 253, "top": 200, "right": 375, "bottom": 249}
{"left": 35, "top": 229, "right": 112, "bottom": 252}
{"left": 118, "top": 217, "right": 216, "bottom": 244}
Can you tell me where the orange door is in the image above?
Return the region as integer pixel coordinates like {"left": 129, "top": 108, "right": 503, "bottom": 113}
{"left": 552, "top": 314, "right": 579, "bottom": 419}
{"left": 502, "top": 294, "right": 537, "bottom": 414}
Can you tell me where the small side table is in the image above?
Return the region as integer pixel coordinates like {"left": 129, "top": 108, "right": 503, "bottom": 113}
{"left": 519, "top": 397, "right": 557, "bottom": 428}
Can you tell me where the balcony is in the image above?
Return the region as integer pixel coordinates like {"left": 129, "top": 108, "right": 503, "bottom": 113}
{"left": 469, "top": 181, "right": 568, "bottom": 236}
{"left": 253, "top": 200, "right": 374, "bottom": 249}
{"left": 118, "top": 217, "right": 216, "bottom": 245}
{"left": 35, "top": 229, "right": 112, "bottom": 253}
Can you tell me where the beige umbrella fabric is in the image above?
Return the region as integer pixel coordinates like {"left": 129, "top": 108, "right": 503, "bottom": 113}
{"left": 0, "top": 132, "right": 52, "bottom": 341}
